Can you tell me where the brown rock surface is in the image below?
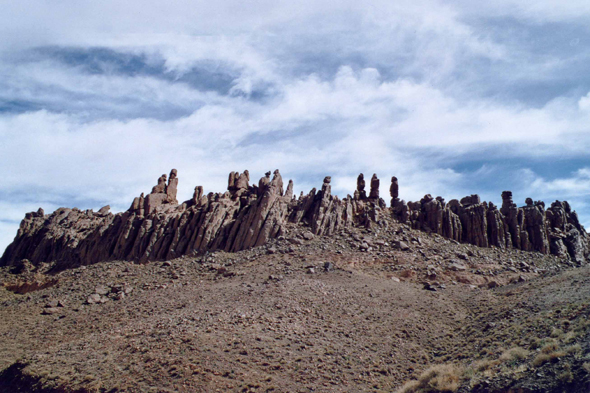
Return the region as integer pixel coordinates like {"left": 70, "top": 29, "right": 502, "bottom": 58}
{"left": 1, "top": 170, "right": 588, "bottom": 273}
{"left": 1, "top": 216, "right": 590, "bottom": 392}
{"left": 369, "top": 173, "right": 380, "bottom": 199}
{"left": 357, "top": 173, "right": 367, "bottom": 200}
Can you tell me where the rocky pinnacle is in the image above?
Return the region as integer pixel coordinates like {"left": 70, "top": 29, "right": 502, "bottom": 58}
{"left": 1, "top": 170, "right": 588, "bottom": 270}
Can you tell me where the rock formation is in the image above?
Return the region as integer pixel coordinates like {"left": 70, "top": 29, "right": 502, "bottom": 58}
{"left": 2, "top": 169, "right": 589, "bottom": 270}
{"left": 369, "top": 174, "right": 379, "bottom": 199}
{"left": 356, "top": 174, "right": 367, "bottom": 200}
{"left": 401, "top": 184, "right": 589, "bottom": 263}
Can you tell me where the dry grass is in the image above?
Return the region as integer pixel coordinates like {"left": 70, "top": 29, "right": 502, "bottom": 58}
{"left": 550, "top": 328, "right": 564, "bottom": 339}
{"left": 499, "top": 347, "right": 529, "bottom": 362}
{"left": 563, "top": 330, "right": 577, "bottom": 344}
{"left": 540, "top": 342, "right": 559, "bottom": 354}
{"left": 583, "top": 362, "right": 590, "bottom": 374}
{"left": 472, "top": 359, "right": 499, "bottom": 372}
{"left": 558, "top": 364, "right": 573, "bottom": 383}
{"left": 564, "top": 344, "right": 582, "bottom": 356}
{"left": 532, "top": 350, "right": 566, "bottom": 367}
{"left": 396, "top": 364, "right": 462, "bottom": 393}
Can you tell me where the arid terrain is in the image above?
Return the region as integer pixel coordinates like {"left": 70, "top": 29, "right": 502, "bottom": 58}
{"left": 2, "top": 219, "right": 590, "bottom": 392}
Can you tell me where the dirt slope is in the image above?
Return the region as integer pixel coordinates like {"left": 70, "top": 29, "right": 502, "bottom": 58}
{"left": 1, "top": 223, "right": 589, "bottom": 392}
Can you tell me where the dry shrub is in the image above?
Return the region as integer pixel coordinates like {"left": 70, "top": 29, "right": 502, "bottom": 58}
{"left": 532, "top": 351, "right": 566, "bottom": 367}
{"left": 563, "top": 331, "right": 577, "bottom": 344}
{"left": 574, "top": 319, "right": 590, "bottom": 333}
{"left": 550, "top": 328, "right": 564, "bottom": 339}
{"left": 558, "top": 364, "right": 573, "bottom": 383}
{"left": 583, "top": 362, "right": 590, "bottom": 373}
{"left": 558, "top": 370, "right": 573, "bottom": 383}
{"left": 396, "top": 364, "right": 462, "bottom": 393}
{"left": 473, "top": 359, "right": 499, "bottom": 372}
{"left": 499, "top": 347, "right": 529, "bottom": 362}
{"left": 564, "top": 344, "right": 581, "bottom": 356}
{"left": 540, "top": 342, "right": 559, "bottom": 354}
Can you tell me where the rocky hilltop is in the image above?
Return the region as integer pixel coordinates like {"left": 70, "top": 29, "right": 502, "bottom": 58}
{"left": 1, "top": 169, "right": 589, "bottom": 270}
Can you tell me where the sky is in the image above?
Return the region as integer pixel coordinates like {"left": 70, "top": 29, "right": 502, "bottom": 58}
{"left": 2, "top": 1, "right": 590, "bottom": 253}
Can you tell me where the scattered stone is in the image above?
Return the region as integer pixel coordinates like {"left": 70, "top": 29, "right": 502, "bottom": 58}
{"left": 45, "top": 300, "right": 59, "bottom": 308}
{"left": 449, "top": 262, "right": 467, "bottom": 272}
{"left": 303, "top": 232, "right": 315, "bottom": 241}
{"left": 394, "top": 241, "right": 410, "bottom": 251}
{"left": 41, "top": 307, "right": 60, "bottom": 315}
{"left": 289, "top": 238, "right": 303, "bottom": 245}
{"left": 94, "top": 285, "right": 110, "bottom": 295}
{"left": 2, "top": 169, "right": 588, "bottom": 277}
{"left": 86, "top": 294, "right": 102, "bottom": 304}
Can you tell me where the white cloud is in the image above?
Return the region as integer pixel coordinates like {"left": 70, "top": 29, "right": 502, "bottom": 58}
{"left": 1, "top": 1, "right": 590, "bottom": 253}
{"left": 579, "top": 92, "right": 590, "bottom": 111}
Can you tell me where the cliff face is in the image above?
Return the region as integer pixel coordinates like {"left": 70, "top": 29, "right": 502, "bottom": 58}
{"left": 1, "top": 170, "right": 589, "bottom": 269}
{"left": 394, "top": 190, "right": 589, "bottom": 264}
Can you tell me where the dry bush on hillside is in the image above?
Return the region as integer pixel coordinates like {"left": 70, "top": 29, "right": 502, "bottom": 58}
{"left": 396, "top": 364, "right": 462, "bottom": 393}
{"left": 532, "top": 350, "right": 566, "bottom": 367}
{"left": 499, "top": 347, "right": 529, "bottom": 362}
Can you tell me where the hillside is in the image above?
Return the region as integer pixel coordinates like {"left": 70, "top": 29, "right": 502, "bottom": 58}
{"left": 1, "top": 170, "right": 590, "bottom": 392}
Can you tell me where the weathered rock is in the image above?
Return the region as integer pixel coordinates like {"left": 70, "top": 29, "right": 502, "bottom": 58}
{"left": 369, "top": 174, "right": 379, "bottom": 200}
{"left": 392, "top": 198, "right": 409, "bottom": 223}
{"left": 357, "top": 174, "right": 367, "bottom": 200}
{"left": 394, "top": 241, "right": 410, "bottom": 251}
{"left": 236, "top": 170, "right": 250, "bottom": 191}
{"left": 486, "top": 202, "right": 508, "bottom": 248}
{"left": 390, "top": 177, "right": 399, "bottom": 200}
{"left": 258, "top": 171, "right": 271, "bottom": 197}
{"left": 2, "top": 170, "right": 588, "bottom": 271}
{"left": 501, "top": 191, "right": 523, "bottom": 249}
{"left": 86, "top": 294, "right": 102, "bottom": 304}
{"left": 41, "top": 307, "right": 61, "bottom": 315}
{"left": 151, "top": 174, "right": 167, "bottom": 194}
{"left": 418, "top": 195, "right": 444, "bottom": 235}
{"left": 442, "top": 206, "right": 462, "bottom": 242}
{"left": 522, "top": 200, "right": 549, "bottom": 254}
{"left": 95, "top": 285, "right": 110, "bottom": 295}
{"left": 166, "top": 169, "right": 179, "bottom": 204}
{"left": 303, "top": 232, "right": 315, "bottom": 240}
{"left": 449, "top": 262, "right": 467, "bottom": 272}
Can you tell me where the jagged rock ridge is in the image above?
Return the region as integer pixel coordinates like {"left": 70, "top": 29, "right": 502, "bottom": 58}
{"left": 1, "top": 170, "right": 588, "bottom": 269}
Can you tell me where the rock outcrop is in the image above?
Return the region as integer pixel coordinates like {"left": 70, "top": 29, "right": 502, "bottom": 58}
{"left": 403, "top": 186, "right": 589, "bottom": 263}
{"left": 1, "top": 170, "right": 589, "bottom": 270}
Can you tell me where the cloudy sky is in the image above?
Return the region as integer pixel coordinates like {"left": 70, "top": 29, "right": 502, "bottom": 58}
{"left": 2, "top": 1, "right": 590, "bottom": 252}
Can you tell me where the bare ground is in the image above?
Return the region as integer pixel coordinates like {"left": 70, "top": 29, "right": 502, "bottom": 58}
{"left": 1, "top": 222, "right": 589, "bottom": 392}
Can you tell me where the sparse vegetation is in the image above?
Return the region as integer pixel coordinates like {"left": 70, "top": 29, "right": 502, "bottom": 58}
{"left": 499, "top": 347, "right": 529, "bottom": 362}
{"left": 2, "top": 218, "right": 590, "bottom": 392}
{"left": 558, "top": 364, "right": 573, "bottom": 383}
{"left": 550, "top": 328, "right": 564, "bottom": 339}
{"left": 564, "top": 344, "right": 582, "bottom": 356}
{"left": 540, "top": 341, "right": 559, "bottom": 354}
{"left": 396, "top": 364, "right": 462, "bottom": 393}
{"left": 532, "top": 350, "right": 566, "bottom": 367}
